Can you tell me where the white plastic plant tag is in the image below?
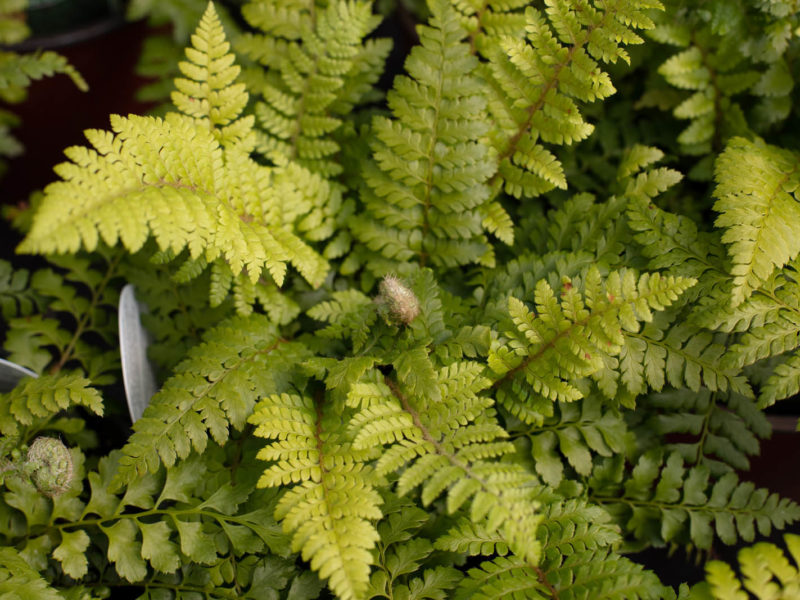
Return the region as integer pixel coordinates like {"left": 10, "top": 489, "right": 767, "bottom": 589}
{"left": 119, "top": 284, "right": 158, "bottom": 423}
{"left": 0, "top": 358, "right": 37, "bottom": 393}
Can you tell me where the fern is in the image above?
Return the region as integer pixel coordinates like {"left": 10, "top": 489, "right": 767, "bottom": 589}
{"left": 1, "top": 252, "right": 121, "bottom": 383}
{"left": 1, "top": 443, "right": 292, "bottom": 595}
{"left": 713, "top": 137, "right": 800, "bottom": 306}
{"left": 0, "top": 9, "right": 86, "bottom": 176}
{"left": 5, "top": 2, "right": 800, "bottom": 599}
{"left": 688, "top": 534, "right": 800, "bottom": 600}
{"left": 0, "top": 373, "right": 103, "bottom": 443}
{"left": 19, "top": 3, "right": 329, "bottom": 305}
{"left": 489, "top": 266, "right": 695, "bottom": 420}
{"left": 640, "top": 388, "right": 770, "bottom": 475}
{"left": 448, "top": 495, "right": 668, "bottom": 599}
{"left": 0, "top": 50, "right": 87, "bottom": 100}
{"left": 480, "top": 0, "right": 661, "bottom": 201}
{"left": 352, "top": 0, "right": 497, "bottom": 270}
{"left": 588, "top": 450, "right": 800, "bottom": 551}
{"left": 249, "top": 391, "right": 383, "bottom": 600}
{"left": 367, "top": 496, "right": 461, "bottom": 599}
{"left": 643, "top": 0, "right": 800, "bottom": 174}
{"left": 509, "top": 394, "right": 630, "bottom": 486}
{"left": 113, "top": 314, "right": 306, "bottom": 487}
{"left": 241, "top": 0, "right": 390, "bottom": 177}
{"left": 348, "top": 360, "right": 543, "bottom": 567}
{"left": 0, "top": 259, "right": 38, "bottom": 320}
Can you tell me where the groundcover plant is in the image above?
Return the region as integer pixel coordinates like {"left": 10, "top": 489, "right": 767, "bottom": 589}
{"left": 3, "top": 0, "right": 800, "bottom": 598}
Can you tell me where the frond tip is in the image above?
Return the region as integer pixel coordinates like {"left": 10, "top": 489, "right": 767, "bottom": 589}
{"left": 250, "top": 392, "right": 383, "bottom": 600}
{"left": 714, "top": 137, "right": 800, "bottom": 306}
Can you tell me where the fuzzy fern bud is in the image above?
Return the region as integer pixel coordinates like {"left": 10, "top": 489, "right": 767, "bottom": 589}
{"left": 23, "top": 437, "right": 73, "bottom": 497}
{"left": 376, "top": 275, "right": 420, "bottom": 325}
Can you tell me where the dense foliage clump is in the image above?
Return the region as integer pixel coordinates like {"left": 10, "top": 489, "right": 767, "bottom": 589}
{"left": 3, "top": 1, "right": 800, "bottom": 598}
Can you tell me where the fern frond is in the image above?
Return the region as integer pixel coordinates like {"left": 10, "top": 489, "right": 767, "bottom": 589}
{"left": 688, "top": 534, "right": 800, "bottom": 600}
{"left": 112, "top": 314, "right": 306, "bottom": 487}
{"left": 490, "top": 266, "right": 694, "bottom": 421}
{"left": 19, "top": 4, "right": 329, "bottom": 298}
{"left": 170, "top": 3, "right": 251, "bottom": 145}
{"left": 642, "top": 388, "right": 770, "bottom": 475}
{"left": 0, "top": 547, "right": 62, "bottom": 599}
{"left": 589, "top": 451, "right": 800, "bottom": 551}
{"left": 619, "top": 318, "right": 753, "bottom": 402}
{"left": 2, "top": 253, "right": 121, "bottom": 382}
{"left": 645, "top": 2, "right": 798, "bottom": 165}
{"left": 352, "top": 0, "right": 496, "bottom": 270}
{"left": 452, "top": 496, "right": 665, "bottom": 600}
{"left": 307, "top": 288, "right": 377, "bottom": 352}
{"left": 449, "top": 0, "right": 527, "bottom": 56}
{"left": 713, "top": 137, "right": 800, "bottom": 306}
{"left": 0, "top": 259, "right": 38, "bottom": 320}
{"left": 511, "top": 395, "right": 630, "bottom": 486}
{"left": 0, "top": 374, "right": 103, "bottom": 442}
{"left": 724, "top": 312, "right": 800, "bottom": 368}
{"left": 483, "top": 0, "right": 661, "bottom": 200}
{"left": 0, "top": 50, "right": 87, "bottom": 98}
{"left": 249, "top": 391, "right": 383, "bottom": 600}
{"left": 626, "top": 182, "right": 728, "bottom": 301}
{"left": 243, "top": 0, "right": 389, "bottom": 177}
{"left": 350, "top": 358, "right": 543, "bottom": 567}
{"left": 760, "top": 348, "right": 800, "bottom": 408}
{"left": 4, "top": 445, "right": 289, "bottom": 586}
{"left": 368, "top": 497, "right": 462, "bottom": 598}
{"left": 523, "top": 193, "right": 629, "bottom": 265}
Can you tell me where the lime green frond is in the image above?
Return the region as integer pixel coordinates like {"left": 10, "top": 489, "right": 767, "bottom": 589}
{"left": 19, "top": 113, "right": 327, "bottom": 289}
{"left": 249, "top": 391, "right": 383, "bottom": 600}
{"left": 489, "top": 266, "right": 695, "bottom": 422}
{"left": 349, "top": 359, "right": 543, "bottom": 567}
{"left": 238, "top": 0, "right": 310, "bottom": 70}
{"left": 724, "top": 313, "right": 800, "bottom": 369}
{"left": 713, "top": 137, "right": 800, "bottom": 306}
{"left": 171, "top": 2, "right": 252, "bottom": 147}
{"left": 589, "top": 451, "right": 800, "bottom": 551}
{"left": 19, "top": 4, "right": 330, "bottom": 301}
{"left": 689, "top": 534, "right": 800, "bottom": 600}
{"left": 484, "top": 0, "right": 661, "bottom": 200}
{"left": 0, "top": 374, "right": 102, "bottom": 442}
{"left": 352, "top": 0, "right": 497, "bottom": 270}
{"left": 242, "top": 0, "right": 389, "bottom": 177}
{"left": 112, "top": 314, "right": 307, "bottom": 487}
